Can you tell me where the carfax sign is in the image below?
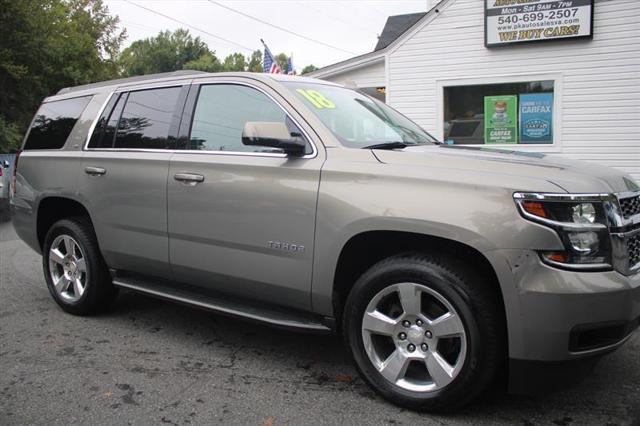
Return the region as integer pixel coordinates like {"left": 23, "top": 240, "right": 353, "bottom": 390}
{"left": 519, "top": 93, "right": 553, "bottom": 144}
{"left": 485, "top": 0, "right": 594, "bottom": 47}
{"left": 484, "top": 95, "right": 518, "bottom": 144}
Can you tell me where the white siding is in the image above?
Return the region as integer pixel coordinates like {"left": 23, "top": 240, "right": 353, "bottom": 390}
{"left": 323, "top": 60, "right": 386, "bottom": 88}
{"left": 387, "top": 0, "right": 640, "bottom": 181}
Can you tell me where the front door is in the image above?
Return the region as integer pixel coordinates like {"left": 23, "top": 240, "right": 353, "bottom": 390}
{"left": 167, "top": 81, "right": 324, "bottom": 310}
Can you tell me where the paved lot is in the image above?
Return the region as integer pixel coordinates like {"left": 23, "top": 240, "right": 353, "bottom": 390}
{"left": 1, "top": 219, "right": 639, "bottom": 425}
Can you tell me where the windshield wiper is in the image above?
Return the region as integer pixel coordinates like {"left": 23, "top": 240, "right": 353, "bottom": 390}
{"left": 362, "top": 142, "right": 408, "bottom": 150}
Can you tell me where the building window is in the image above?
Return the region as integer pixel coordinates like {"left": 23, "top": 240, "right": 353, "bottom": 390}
{"left": 443, "top": 80, "right": 554, "bottom": 145}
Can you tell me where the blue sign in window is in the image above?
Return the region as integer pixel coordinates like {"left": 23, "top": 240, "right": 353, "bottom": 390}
{"left": 519, "top": 93, "right": 553, "bottom": 144}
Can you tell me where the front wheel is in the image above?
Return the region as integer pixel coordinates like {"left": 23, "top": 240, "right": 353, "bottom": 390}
{"left": 343, "top": 253, "right": 504, "bottom": 412}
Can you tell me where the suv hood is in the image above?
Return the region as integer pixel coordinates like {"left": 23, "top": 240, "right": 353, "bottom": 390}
{"left": 373, "top": 145, "right": 639, "bottom": 194}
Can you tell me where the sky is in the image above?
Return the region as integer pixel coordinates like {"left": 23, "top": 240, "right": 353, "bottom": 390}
{"left": 103, "top": 0, "right": 429, "bottom": 70}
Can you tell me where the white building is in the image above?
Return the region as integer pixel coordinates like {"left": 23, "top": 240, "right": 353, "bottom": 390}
{"left": 309, "top": 0, "right": 640, "bottom": 181}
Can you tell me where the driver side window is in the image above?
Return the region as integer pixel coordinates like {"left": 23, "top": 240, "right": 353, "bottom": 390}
{"left": 188, "top": 84, "right": 307, "bottom": 153}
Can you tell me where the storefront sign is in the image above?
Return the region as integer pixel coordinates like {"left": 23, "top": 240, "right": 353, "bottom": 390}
{"left": 485, "top": 0, "right": 594, "bottom": 47}
{"left": 519, "top": 93, "right": 553, "bottom": 144}
{"left": 484, "top": 95, "right": 518, "bottom": 144}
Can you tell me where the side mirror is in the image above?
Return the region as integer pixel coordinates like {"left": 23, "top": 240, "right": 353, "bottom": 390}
{"left": 241, "top": 122, "right": 306, "bottom": 156}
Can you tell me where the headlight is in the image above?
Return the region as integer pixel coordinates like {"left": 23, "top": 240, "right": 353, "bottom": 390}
{"left": 514, "top": 194, "right": 612, "bottom": 270}
{"left": 572, "top": 203, "right": 596, "bottom": 224}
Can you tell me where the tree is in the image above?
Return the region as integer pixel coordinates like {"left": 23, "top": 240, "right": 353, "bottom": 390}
{"left": 0, "top": 0, "right": 125, "bottom": 153}
{"left": 119, "top": 29, "right": 210, "bottom": 77}
{"left": 185, "top": 49, "right": 264, "bottom": 73}
{"left": 0, "top": 116, "right": 21, "bottom": 154}
{"left": 222, "top": 53, "right": 247, "bottom": 72}
{"left": 247, "top": 50, "right": 263, "bottom": 73}
{"left": 183, "top": 51, "right": 222, "bottom": 73}
{"left": 301, "top": 65, "right": 319, "bottom": 75}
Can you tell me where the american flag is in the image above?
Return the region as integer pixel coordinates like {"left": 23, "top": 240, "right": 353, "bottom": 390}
{"left": 261, "top": 40, "right": 281, "bottom": 74}
{"left": 286, "top": 55, "right": 295, "bottom": 75}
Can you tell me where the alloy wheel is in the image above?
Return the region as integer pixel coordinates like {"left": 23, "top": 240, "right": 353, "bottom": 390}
{"left": 48, "top": 234, "right": 88, "bottom": 303}
{"left": 361, "top": 282, "right": 467, "bottom": 392}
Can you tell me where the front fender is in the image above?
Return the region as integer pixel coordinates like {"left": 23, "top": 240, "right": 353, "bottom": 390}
{"left": 310, "top": 152, "right": 563, "bottom": 317}
{"left": 311, "top": 215, "right": 508, "bottom": 317}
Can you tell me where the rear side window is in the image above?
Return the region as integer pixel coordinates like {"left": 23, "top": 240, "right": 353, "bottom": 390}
{"left": 114, "top": 87, "right": 182, "bottom": 149}
{"left": 24, "top": 96, "right": 92, "bottom": 150}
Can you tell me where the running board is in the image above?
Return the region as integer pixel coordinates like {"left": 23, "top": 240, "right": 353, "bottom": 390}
{"left": 112, "top": 277, "right": 332, "bottom": 333}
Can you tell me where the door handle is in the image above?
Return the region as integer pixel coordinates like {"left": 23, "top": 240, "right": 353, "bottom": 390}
{"left": 84, "top": 166, "right": 106, "bottom": 176}
{"left": 174, "top": 173, "right": 205, "bottom": 185}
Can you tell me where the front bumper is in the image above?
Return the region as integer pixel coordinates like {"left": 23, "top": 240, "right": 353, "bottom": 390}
{"left": 487, "top": 249, "right": 640, "bottom": 362}
{"left": 516, "top": 265, "right": 640, "bottom": 361}
{"left": 487, "top": 249, "right": 639, "bottom": 394}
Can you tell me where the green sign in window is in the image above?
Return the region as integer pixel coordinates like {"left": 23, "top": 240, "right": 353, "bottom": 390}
{"left": 484, "top": 95, "right": 518, "bottom": 144}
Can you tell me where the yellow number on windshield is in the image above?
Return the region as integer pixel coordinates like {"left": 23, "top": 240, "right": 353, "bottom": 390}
{"left": 296, "top": 89, "right": 335, "bottom": 109}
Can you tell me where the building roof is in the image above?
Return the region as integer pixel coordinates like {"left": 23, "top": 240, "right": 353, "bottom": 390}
{"left": 308, "top": 1, "right": 448, "bottom": 79}
{"left": 374, "top": 12, "right": 427, "bottom": 51}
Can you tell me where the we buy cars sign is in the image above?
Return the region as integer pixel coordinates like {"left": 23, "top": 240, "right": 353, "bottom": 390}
{"left": 485, "top": 0, "right": 594, "bottom": 47}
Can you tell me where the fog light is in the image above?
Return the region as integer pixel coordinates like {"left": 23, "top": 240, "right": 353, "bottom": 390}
{"left": 572, "top": 203, "right": 596, "bottom": 224}
{"left": 568, "top": 231, "right": 599, "bottom": 254}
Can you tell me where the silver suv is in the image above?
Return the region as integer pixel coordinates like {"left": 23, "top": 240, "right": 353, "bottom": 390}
{"left": 11, "top": 71, "right": 640, "bottom": 411}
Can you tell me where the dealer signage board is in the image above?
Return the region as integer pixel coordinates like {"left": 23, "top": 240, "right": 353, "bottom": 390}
{"left": 485, "top": 0, "right": 594, "bottom": 47}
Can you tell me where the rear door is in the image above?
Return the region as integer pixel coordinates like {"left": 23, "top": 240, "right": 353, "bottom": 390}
{"left": 79, "top": 83, "right": 189, "bottom": 278}
{"left": 167, "top": 79, "right": 325, "bottom": 310}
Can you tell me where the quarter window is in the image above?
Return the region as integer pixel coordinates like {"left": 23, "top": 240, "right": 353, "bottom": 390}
{"left": 188, "top": 84, "right": 309, "bottom": 154}
{"left": 24, "top": 96, "right": 92, "bottom": 150}
{"left": 113, "top": 87, "right": 182, "bottom": 149}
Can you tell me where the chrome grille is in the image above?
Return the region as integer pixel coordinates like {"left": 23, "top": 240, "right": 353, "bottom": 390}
{"left": 628, "top": 233, "right": 640, "bottom": 268}
{"left": 619, "top": 194, "right": 640, "bottom": 219}
{"left": 611, "top": 192, "right": 640, "bottom": 275}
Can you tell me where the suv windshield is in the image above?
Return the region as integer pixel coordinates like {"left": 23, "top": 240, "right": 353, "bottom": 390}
{"left": 283, "top": 82, "right": 437, "bottom": 148}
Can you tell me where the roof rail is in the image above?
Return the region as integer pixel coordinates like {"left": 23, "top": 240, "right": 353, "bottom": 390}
{"left": 56, "top": 70, "right": 209, "bottom": 95}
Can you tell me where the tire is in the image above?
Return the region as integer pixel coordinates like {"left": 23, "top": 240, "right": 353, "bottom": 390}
{"left": 343, "top": 253, "right": 504, "bottom": 412}
{"left": 42, "top": 217, "right": 118, "bottom": 315}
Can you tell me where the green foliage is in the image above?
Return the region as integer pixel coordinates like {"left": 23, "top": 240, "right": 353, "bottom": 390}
{"left": 301, "top": 64, "right": 319, "bottom": 75}
{"left": 119, "top": 29, "right": 211, "bottom": 77}
{"left": 0, "top": 116, "right": 22, "bottom": 153}
{"left": 0, "top": 0, "right": 125, "bottom": 153}
{"left": 247, "top": 50, "right": 263, "bottom": 73}
{"left": 0, "top": 0, "right": 312, "bottom": 154}
{"left": 121, "top": 30, "right": 264, "bottom": 75}
{"left": 183, "top": 52, "right": 222, "bottom": 73}
{"left": 222, "top": 53, "right": 247, "bottom": 72}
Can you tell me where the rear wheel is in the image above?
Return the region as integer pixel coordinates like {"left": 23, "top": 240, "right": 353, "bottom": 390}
{"left": 344, "top": 253, "right": 504, "bottom": 411}
{"left": 43, "top": 218, "right": 117, "bottom": 315}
